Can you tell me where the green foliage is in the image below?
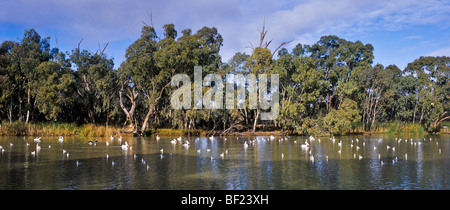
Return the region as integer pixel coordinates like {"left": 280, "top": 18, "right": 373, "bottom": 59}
{"left": 0, "top": 27, "right": 449, "bottom": 136}
{"left": 323, "top": 98, "right": 361, "bottom": 135}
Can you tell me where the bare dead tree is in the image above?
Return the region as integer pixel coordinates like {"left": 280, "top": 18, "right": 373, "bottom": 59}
{"left": 77, "top": 38, "right": 83, "bottom": 51}
{"left": 246, "top": 17, "right": 292, "bottom": 56}
{"left": 142, "top": 9, "right": 155, "bottom": 28}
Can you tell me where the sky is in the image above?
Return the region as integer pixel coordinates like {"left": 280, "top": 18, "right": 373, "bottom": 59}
{"left": 1, "top": 0, "right": 450, "bottom": 70}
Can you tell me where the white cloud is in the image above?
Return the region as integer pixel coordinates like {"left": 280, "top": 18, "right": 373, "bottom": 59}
{"left": 428, "top": 47, "right": 450, "bottom": 57}
{"left": 1, "top": 0, "right": 450, "bottom": 64}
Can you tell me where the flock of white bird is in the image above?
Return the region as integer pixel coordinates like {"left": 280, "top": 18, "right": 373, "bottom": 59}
{"left": 0, "top": 134, "right": 443, "bottom": 171}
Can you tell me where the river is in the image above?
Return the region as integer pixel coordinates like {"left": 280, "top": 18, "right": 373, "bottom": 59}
{"left": 0, "top": 134, "right": 448, "bottom": 189}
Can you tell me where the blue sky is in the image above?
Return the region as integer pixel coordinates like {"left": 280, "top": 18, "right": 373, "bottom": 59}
{"left": 1, "top": 0, "right": 450, "bottom": 69}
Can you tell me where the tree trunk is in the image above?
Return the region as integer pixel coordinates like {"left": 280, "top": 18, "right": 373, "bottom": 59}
{"left": 140, "top": 81, "right": 171, "bottom": 134}
{"left": 119, "top": 85, "right": 138, "bottom": 131}
{"left": 371, "top": 96, "right": 379, "bottom": 132}
{"left": 25, "top": 86, "right": 30, "bottom": 124}
{"left": 412, "top": 97, "right": 419, "bottom": 123}
{"left": 141, "top": 105, "right": 154, "bottom": 134}
{"left": 252, "top": 106, "right": 260, "bottom": 132}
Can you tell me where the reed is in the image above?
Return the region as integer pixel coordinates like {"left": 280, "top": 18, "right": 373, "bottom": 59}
{"left": 0, "top": 121, "right": 127, "bottom": 137}
{"left": 0, "top": 121, "right": 78, "bottom": 136}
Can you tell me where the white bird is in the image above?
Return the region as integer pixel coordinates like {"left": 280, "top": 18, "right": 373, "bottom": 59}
{"left": 178, "top": 136, "right": 182, "bottom": 141}
{"left": 220, "top": 153, "right": 224, "bottom": 159}
{"left": 197, "top": 149, "right": 201, "bottom": 154}
{"left": 121, "top": 141, "right": 129, "bottom": 150}
{"left": 62, "top": 149, "right": 66, "bottom": 154}
{"left": 338, "top": 149, "right": 342, "bottom": 155}
{"left": 309, "top": 136, "right": 315, "bottom": 141}
{"left": 48, "top": 145, "right": 51, "bottom": 149}
{"left": 110, "top": 136, "right": 115, "bottom": 140}
{"left": 281, "top": 153, "right": 284, "bottom": 159}
{"left": 359, "top": 155, "right": 363, "bottom": 160}
{"left": 156, "top": 135, "right": 160, "bottom": 141}
{"left": 106, "top": 154, "right": 109, "bottom": 160}
{"left": 118, "top": 136, "right": 122, "bottom": 142}
{"left": 310, "top": 155, "right": 314, "bottom": 162}
{"left": 76, "top": 161, "right": 80, "bottom": 167}
{"left": 106, "top": 141, "right": 109, "bottom": 146}
{"left": 338, "top": 141, "right": 342, "bottom": 148}
{"left": 26, "top": 143, "right": 30, "bottom": 147}
{"left": 301, "top": 144, "right": 309, "bottom": 150}
{"left": 9, "top": 143, "right": 13, "bottom": 147}
{"left": 209, "top": 136, "right": 214, "bottom": 140}
{"left": 160, "top": 148, "right": 164, "bottom": 154}
{"left": 36, "top": 144, "right": 41, "bottom": 151}
{"left": 392, "top": 147, "right": 396, "bottom": 152}
{"left": 111, "top": 161, "right": 116, "bottom": 166}
{"left": 58, "top": 136, "right": 64, "bottom": 142}
{"left": 34, "top": 137, "right": 42, "bottom": 143}
{"left": 170, "top": 139, "right": 177, "bottom": 145}
{"left": 31, "top": 151, "right": 36, "bottom": 156}
{"left": 270, "top": 135, "right": 275, "bottom": 140}
{"left": 244, "top": 141, "right": 249, "bottom": 149}
{"left": 405, "top": 153, "right": 407, "bottom": 160}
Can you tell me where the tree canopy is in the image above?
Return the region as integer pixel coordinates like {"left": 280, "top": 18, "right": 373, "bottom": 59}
{"left": 1, "top": 25, "right": 449, "bottom": 135}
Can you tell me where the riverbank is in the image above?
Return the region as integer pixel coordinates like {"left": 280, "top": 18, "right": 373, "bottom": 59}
{"left": 1, "top": 121, "right": 448, "bottom": 137}
{"left": 0, "top": 121, "right": 129, "bottom": 137}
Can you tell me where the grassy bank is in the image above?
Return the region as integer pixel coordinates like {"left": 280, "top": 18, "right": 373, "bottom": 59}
{"left": 1, "top": 121, "right": 444, "bottom": 137}
{"left": 0, "top": 121, "right": 129, "bottom": 137}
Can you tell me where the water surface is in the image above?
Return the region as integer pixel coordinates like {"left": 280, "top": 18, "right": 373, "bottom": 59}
{"left": 0, "top": 135, "right": 448, "bottom": 189}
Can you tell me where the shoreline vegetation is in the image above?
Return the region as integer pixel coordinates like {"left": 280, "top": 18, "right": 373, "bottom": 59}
{"left": 1, "top": 24, "right": 449, "bottom": 137}
{"left": 1, "top": 121, "right": 448, "bottom": 137}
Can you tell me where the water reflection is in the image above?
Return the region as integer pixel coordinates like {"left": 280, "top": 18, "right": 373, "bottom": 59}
{"left": 0, "top": 134, "right": 448, "bottom": 190}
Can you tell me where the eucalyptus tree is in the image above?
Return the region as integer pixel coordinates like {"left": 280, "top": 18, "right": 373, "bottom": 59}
{"left": 359, "top": 64, "right": 401, "bottom": 131}
{"left": 3, "top": 29, "right": 52, "bottom": 123}
{"left": 118, "top": 24, "right": 223, "bottom": 134}
{"left": 404, "top": 56, "right": 450, "bottom": 131}
{"left": 0, "top": 41, "right": 14, "bottom": 123}
{"left": 31, "top": 50, "right": 74, "bottom": 121}
{"left": 70, "top": 43, "right": 116, "bottom": 124}
{"left": 308, "top": 35, "right": 374, "bottom": 113}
